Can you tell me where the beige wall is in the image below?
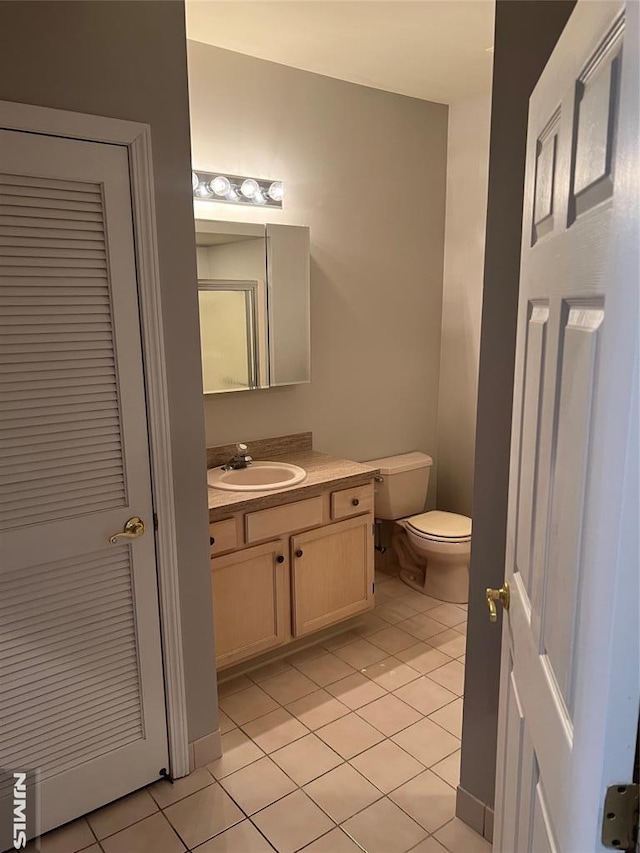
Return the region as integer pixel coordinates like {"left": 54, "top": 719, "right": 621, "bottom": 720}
{"left": 0, "top": 1, "right": 218, "bottom": 742}
{"left": 188, "top": 42, "right": 448, "bottom": 504}
{"left": 436, "top": 94, "right": 491, "bottom": 517}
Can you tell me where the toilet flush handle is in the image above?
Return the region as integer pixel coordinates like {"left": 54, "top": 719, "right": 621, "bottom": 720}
{"left": 486, "top": 582, "right": 510, "bottom": 622}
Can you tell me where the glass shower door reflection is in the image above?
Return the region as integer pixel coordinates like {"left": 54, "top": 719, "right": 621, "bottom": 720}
{"left": 198, "top": 285, "right": 257, "bottom": 393}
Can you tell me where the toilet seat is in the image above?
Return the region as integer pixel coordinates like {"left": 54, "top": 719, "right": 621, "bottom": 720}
{"left": 406, "top": 510, "right": 471, "bottom": 543}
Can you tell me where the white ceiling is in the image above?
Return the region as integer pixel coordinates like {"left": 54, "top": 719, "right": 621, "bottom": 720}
{"left": 186, "top": 1, "right": 495, "bottom": 105}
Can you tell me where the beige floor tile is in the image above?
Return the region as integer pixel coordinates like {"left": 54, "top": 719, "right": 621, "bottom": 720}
{"left": 428, "top": 604, "right": 467, "bottom": 628}
{"left": 355, "top": 693, "right": 422, "bottom": 736}
{"left": 87, "top": 789, "right": 158, "bottom": 840}
{"left": 28, "top": 818, "right": 96, "bottom": 853}
{"left": 453, "top": 621, "right": 467, "bottom": 637}
{"left": 252, "top": 790, "right": 334, "bottom": 853}
{"left": 325, "top": 672, "right": 387, "bottom": 709}
{"left": 432, "top": 749, "right": 461, "bottom": 789}
{"left": 271, "top": 733, "right": 343, "bottom": 785}
{"left": 361, "top": 657, "right": 421, "bottom": 691}
{"left": 241, "top": 706, "right": 309, "bottom": 753}
{"left": 218, "top": 710, "right": 236, "bottom": 734}
{"left": 435, "top": 818, "right": 492, "bottom": 852}
{"left": 375, "top": 601, "right": 419, "bottom": 625}
{"left": 301, "top": 826, "right": 364, "bottom": 852}
{"left": 332, "top": 638, "right": 388, "bottom": 669}
{"left": 396, "top": 643, "right": 451, "bottom": 675}
{"left": 407, "top": 837, "right": 449, "bottom": 853}
{"left": 163, "top": 783, "right": 243, "bottom": 849}
{"left": 303, "top": 763, "right": 382, "bottom": 823}
{"left": 352, "top": 613, "right": 389, "bottom": 637}
{"left": 316, "top": 712, "right": 384, "bottom": 759}
{"left": 260, "top": 668, "right": 319, "bottom": 704}
{"left": 285, "top": 644, "right": 328, "bottom": 665}
{"left": 459, "top": 655, "right": 466, "bottom": 665}
{"left": 374, "top": 588, "right": 395, "bottom": 605}
{"left": 218, "top": 684, "right": 280, "bottom": 725}
{"left": 392, "top": 718, "right": 460, "bottom": 769}
{"left": 375, "top": 577, "right": 411, "bottom": 599}
{"left": 101, "top": 812, "right": 185, "bottom": 853}
{"left": 217, "top": 675, "right": 252, "bottom": 698}
{"left": 350, "top": 740, "right": 424, "bottom": 793}
{"left": 394, "top": 676, "right": 458, "bottom": 716}
{"left": 286, "top": 688, "right": 351, "bottom": 730}
{"left": 427, "top": 629, "right": 467, "bottom": 659}
{"left": 367, "top": 626, "right": 417, "bottom": 654}
{"left": 342, "top": 797, "right": 427, "bottom": 853}
{"left": 321, "top": 629, "right": 362, "bottom": 651}
{"left": 219, "top": 756, "right": 296, "bottom": 815}
{"left": 207, "top": 728, "right": 264, "bottom": 779}
{"left": 394, "top": 592, "right": 443, "bottom": 613}
{"left": 149, "top": 767, "right": 214, "bottom": 809}
{"left": 429, "top": 698, "right": 464, "bottom": 738}
{"left": 191, "top": 819, "right": 273, "bottom": 852}
{"left": 294, "top": 652, "right": 356, "bottom": 686}
{"left": 248, "top": 659, "right": 295, "bottom": 683}
{"left": 389, "top": 770, "right": 456, "bottom": 832}
{"left": 428, "top": 661, "right": 466, "bottom": 696}
{"left": 397, "top": 614, "right": 451, "bottom": 641}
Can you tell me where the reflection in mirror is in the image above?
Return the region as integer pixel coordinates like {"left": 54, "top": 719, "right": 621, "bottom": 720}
{"left": 198, "top": 280, "right": 268, "bottom": 393}
{"left": 195, "top": 219, "right": 310, "bottom": 393}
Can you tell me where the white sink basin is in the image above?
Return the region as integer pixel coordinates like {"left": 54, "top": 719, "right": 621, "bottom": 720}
{"left": 208, "top": 461, "right": 306, "bottom": 492}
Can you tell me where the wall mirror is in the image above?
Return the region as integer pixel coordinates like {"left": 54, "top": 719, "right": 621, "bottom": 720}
{"left": 195, "top": 219, "right": 310, "bottom": 394}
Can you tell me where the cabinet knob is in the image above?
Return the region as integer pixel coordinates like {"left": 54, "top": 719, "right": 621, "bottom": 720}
{"left": 352, "top": 498, "right": 360, "bottom": 507}
{"left": 276, "top": 555, "right": 285, "bottom": 563}
{"left": 209, "top": 536, "right": 215, "bottom": 546}
{"left": 295, "top": 549, "right": 304, "bottom": 558}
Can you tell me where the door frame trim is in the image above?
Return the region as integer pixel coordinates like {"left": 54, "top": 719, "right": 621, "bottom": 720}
{"left": 0, "top": 100, "right": 190, "bottom": 776}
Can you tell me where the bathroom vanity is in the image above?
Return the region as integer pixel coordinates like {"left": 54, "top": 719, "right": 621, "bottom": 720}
{"left": 207, "top": 437, "right": 378, "bottom": 670}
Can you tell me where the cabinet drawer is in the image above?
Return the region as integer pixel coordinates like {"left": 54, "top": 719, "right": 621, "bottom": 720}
{"left": 209, "top": 518, "right": 238, "bottom": 556}
{"left": 331, "top": 483, "right": 374, "bottom": 520}
{"left": 246, "top": 496, "right": 324, "bottom": 544}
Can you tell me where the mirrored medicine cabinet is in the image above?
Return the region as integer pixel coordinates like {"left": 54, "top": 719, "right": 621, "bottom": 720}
{"left": 195, "top": 219, "right": 310, "bottom": 394}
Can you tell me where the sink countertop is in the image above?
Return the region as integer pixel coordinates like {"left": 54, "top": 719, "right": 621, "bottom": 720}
{"left": 208, "top": 450, "right": 379, "bottom": 519}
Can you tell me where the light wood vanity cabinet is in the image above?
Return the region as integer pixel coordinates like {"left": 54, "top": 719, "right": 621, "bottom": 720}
{"left": 291, "top": 515, "right": 374, "bottom": 638}
{"left": 211, "top": 539, "right": 290, "bottom": 668}
{"left": 210, "top": 480, "right": 375, "bottom": 669}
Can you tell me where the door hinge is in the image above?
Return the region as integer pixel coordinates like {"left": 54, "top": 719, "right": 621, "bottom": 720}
{"left": 601, "top": 783, "right": 639, "bottom": 850}
{"left": 153, "top": 513, "right": 159, "bottom": 531}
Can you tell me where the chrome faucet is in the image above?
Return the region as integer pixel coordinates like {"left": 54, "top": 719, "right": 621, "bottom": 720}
{"left": 222, "top": 443, "right": 253, "bottom": 470}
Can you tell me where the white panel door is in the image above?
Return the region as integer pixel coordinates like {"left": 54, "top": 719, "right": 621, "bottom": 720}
{"left": 493, "top": 2, "right": 639, "bottom": 852}
{"left": 0, "top": 128, "right": 168, "bottom": 838}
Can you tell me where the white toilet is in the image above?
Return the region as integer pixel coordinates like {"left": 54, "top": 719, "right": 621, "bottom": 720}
{"left": 366, "top": 452, "right": 472, "bottom": 604}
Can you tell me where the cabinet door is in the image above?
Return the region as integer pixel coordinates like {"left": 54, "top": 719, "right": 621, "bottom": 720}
{"left": 291, "top": 515, "right": 374, "bottom": 638}
{"left": 266, "top": 223, "right": 310, "bottom": 386}
{"left": 211, "top": 539, "right": 290, "bottom": 668}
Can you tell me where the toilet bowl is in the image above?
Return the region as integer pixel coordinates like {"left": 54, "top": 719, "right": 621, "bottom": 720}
{"left": 366, "top": 453, "right": 472, "bottom": 604}
{"left": 392, "top": 512, "right": 471, "bottom": 603}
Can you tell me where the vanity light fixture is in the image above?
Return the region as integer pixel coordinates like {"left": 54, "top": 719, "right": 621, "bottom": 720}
{"left": 191, "top": 169, "right": 284, "bottom": 208}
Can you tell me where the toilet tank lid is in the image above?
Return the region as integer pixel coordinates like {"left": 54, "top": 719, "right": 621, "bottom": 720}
{"left": 366, "top": 451, "right": 433, "bottom": 475}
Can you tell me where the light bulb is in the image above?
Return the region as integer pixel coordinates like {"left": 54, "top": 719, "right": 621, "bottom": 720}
{"left": 240, "top": 178, "right": 260, "bottom": 199}
{"left": 210, "top": 176, "right": 231, "bottom": 196}
{"left": 197, "top": 184, "right": 212, "bottom": 197}
{"left": 254, "top": 190, "right": 267, "bottom": 205}
{"left": 191, "top": 171, "right": 199, "bottom": 192}
{"left": 267, "top": 181, "right": 284, "bottom": 202}
{"left": 227, "top": 187, "right": 239, "bottom": 201}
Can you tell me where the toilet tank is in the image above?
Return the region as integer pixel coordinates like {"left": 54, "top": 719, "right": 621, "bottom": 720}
{"left": 366, "top": 452, "right": 433, "bottom": 520}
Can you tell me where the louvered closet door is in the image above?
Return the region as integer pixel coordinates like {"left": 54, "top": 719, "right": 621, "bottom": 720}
{"left": 0, "top": 128, "right": 168, "bottom": 839}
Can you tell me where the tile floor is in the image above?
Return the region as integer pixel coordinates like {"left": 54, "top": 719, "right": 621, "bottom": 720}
{"left": 29, "top": 570, "right": 491, "bottom": 853}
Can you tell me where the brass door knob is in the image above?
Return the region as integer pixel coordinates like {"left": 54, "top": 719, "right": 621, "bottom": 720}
{"left": 109, "top": 517, "right": 146, "bottom": 544}
{"left": 486, "top": 582, "right": 510, "bottom": 622}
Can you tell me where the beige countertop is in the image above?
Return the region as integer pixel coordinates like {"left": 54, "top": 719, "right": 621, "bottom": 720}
{"left": 207, "top": 450, "right": 379, "bottom": 518}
